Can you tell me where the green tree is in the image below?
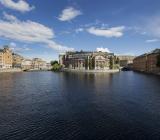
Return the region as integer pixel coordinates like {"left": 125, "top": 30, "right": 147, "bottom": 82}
{"left": 115, "top": 57, "right": 120, "bottom": 64}
{"left": 51, "top": 63, "right": 62, "bottom": 72}
{"left": 157, "top": 54, "right": 160, "bottom": 67}
{"left": 50, "top": 60, "right": 58, "bottom": 66}
{"left": 109, "top": 57, "right": 114, "bottom": 69}
{"left": 89, "top": 57, "right": 95, "bottom": 70}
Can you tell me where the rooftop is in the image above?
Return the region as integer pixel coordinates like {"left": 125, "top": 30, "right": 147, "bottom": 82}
{"left": 150, "top": 49, "right": 160, "bottom": 54}
{"left": 134, "top": 49, "right": 160, "bottom": 59}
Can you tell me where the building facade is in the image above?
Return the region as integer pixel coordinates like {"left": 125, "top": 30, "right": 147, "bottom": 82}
{"left": 21, "top": 59, "right": 32, "bottom": 70}
{"left": 32, "top": 58, "right": 47, "bottom": 70}
{"left": 59, "top": 51, "right": 119, "bottom": 70}
{"left": 12, "top": 53, "right": 24, "bottom": 68}
{"left": 0, "top": 46, "right": 50, "bottom": 71}
{"left": 0, "top": 47, "right": 12, "bottom": 69}
{"left": 133, "top": 49, "right": 160, "bottom": 74}
{"left": 0, "top": 50, "right": 4, "bottom": 68}
{"left": 118, "top": 55, "right": 135, "bottom": 68}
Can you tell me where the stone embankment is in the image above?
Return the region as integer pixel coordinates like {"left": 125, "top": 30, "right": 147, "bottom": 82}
{"left": 0, "top": 68, "right": 22, "bottom": 73}
{"left": 62, "top": 69, "right": 120, "bottom": 73}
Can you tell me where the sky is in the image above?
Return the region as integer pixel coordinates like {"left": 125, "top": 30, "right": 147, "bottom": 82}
{"left": 0, "top": 0, "right": 160, "bottom": 62}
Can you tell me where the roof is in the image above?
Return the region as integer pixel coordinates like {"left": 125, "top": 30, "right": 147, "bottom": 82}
{"left": 66, "top": 51, "right": 112, "bottom": 55}
{"left": 149, "top": 49, "right": 160, "bottom": 54}
{"left": 134, "top": 49, "right": 160, "bottom": 60}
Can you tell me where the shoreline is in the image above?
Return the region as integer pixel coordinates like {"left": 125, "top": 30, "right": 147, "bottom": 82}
{"left": 0, "top": 69, "right": 50, "bottom": 73}
{"left": 61, "top": 69, "right": 120, "bottom": 73}
{"left": 0, "top": 68, "right": 22, "bottom": 73}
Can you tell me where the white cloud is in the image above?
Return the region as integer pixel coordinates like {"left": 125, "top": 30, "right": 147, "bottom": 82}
{"left": 9, "top": 42, "right": 17, "bottom": 47}
{"left": 96, "top": 47, "right": 110, "bottom": 53}
{"left": 146, "top": 39, "right": 159, "bottom": 43}
{"left": 146, "top": 17, "right": 160, "bottom": 39}
{"left": 0, "top": 0, "right": 34, "bottom": 12}
{"left": 47, "top": 41, "right": 74, "bottom": 52}
{"left": 0, "top": 13, "right": 74, "bottom": 52}
{"left": 75, "top": 28, "right": 84, "bottom": 33}
{"left": 87, "top": 26, "right": 125, "bottom": 38}
{"left": 58, "top": 7, "right": 82, "bottom": 21}
{"left": 10, "top": 42, "right": 31, "bottom": 52}
{"left": 133, "top": 16, "right": 160, "bottom": 39}
{"left": 3, "top": 12, "right": 18, "bottom": 21}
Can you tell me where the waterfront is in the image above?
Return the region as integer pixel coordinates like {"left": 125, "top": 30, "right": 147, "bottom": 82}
{"left": 0, "top": 71, "right": 160, "bottom": 140}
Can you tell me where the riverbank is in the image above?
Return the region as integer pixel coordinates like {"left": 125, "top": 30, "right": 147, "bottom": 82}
{"left": 0, "top": 68, "right": 51, "bottom": 73}
{"left": 25, "top": 69, "right": 51, "bottom": 72}
{"left": 0, "top": 68, "right": 22, "bottom": 73}
{"left": 62, "top": 69, "right": 120, "bottom": 73}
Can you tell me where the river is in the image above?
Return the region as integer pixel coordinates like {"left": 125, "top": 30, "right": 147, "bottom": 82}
{"left": 0, "top": 71, "right": 160, "bottom": 140}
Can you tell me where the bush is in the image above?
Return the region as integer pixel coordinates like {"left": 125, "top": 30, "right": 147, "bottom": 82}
{"left": 51, "top": 60, "right": 58, "bottom": 66}
{"left": 51, "top": 63, "right": 62, "bottom": 72}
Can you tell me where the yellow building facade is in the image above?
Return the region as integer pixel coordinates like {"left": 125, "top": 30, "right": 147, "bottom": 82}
{"left": 0, "top": 47, "right": 13, "bottom": 69}
{"left": 12, "top": 53, "right": 24, "bottom": 68}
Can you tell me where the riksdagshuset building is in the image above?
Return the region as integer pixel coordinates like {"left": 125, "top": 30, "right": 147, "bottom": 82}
{"left": 59, "top": 51, "right": 120, "bottom": 70}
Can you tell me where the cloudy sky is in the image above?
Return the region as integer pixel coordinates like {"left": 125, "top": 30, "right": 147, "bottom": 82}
{"left": 0, "top": 0, "right": 160, "bottom": 61}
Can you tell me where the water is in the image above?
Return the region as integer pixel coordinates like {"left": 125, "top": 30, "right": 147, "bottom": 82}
{"left": 0, "top": 71, "right": 160, "bottom": 140}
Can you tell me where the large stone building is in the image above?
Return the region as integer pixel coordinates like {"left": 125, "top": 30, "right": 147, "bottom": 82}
{"left": 0, "top": 47, "right": 12, "bottom": 69}
{"left": 21, "top": 59, "right": 32, "bottom": 70}
{"left": 0, "top": 50, "right": 4, "bottom": 69}
{"left": 32, "top": 58, "right": 47, "bottom": 70}
{"left": 59, "top": 51, "right": 119, "bottom": 70}
{"left": 12, "top": 53, "right": 24, "bottom": 68}
{"left": 0, "top": 46, "right": 50, "bottom": 71}
{"left": 118, "top": 55, "right": 135, "bottom": 68}
{"left": 133, "top": 49, "right": 160, "bottom": 74}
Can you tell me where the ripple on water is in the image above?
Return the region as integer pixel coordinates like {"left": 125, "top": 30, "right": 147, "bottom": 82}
{"left": 0, "top": 72, "right": 160, "bottom": 140}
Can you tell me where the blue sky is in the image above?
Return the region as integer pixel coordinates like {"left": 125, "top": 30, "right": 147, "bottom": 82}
{"left": 0, "top": 0, "right": 160, "bottom": 61}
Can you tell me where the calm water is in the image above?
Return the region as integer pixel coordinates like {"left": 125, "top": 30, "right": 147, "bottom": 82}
{"left": 0, "top": 71, "right": 160, "bottom": 140}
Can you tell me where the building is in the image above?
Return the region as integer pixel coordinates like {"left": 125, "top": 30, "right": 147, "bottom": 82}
{"left": 118, "top": 55, "right": 135, "bottom": 68}
{"left": 0, "top": 45, "right": 50, "bottom": 71}
{"left": 32, "top": 58, "right": 47, "bottom": 70}
{"left": 46, "top": 63, "right": 52, "bottom": 70}
{"left": 59, "top": 51, "right": 119, "bottom": 70}
{"left": 0, "top": 46, "right": 12, "bottom": 69}
{"left": 0, "top": 49, "right": 4, "bottom": 68}
{"left": 12, "top": 53, "right": 24, "bottom": 68}
{"left": 21, "top": 59, "right": 32, "bottom": 70}
{"left": 133, "top": 49, "right": 160, "bottom": 74}
{"left": 3, "top": 47, "right": 13, "bottom": 68}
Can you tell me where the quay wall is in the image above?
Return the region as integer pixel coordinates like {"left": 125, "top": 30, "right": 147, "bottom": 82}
{"left": 62, "top": 69, "right": 120, "bottom": 73}
{"left": 0, "top": 68, "right": 22, "bottom": 73}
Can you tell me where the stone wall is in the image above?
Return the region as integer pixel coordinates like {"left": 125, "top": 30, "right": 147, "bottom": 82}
{"left": 0, "top": 68, "right": 22, "bottom": 73}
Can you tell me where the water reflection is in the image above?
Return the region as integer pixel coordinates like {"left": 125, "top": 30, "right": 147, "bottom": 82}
{"left": 0, "top": 71, "right": 160, "bottom": 140}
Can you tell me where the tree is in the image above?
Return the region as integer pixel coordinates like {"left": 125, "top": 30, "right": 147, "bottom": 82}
{"left": 89, "top": 57, "right": 95, "bottom": 70}
{"left": 109, "top": 56, "right": 114, "bottom": 69}
{"left": 115, "top": 57, "right": 120, "bottom": 64}
{"left": 51, "top": 63, "right": 62, "bottom": 72}
{"left": 50, "top": 60, "right": 58, "bottom": 66}
{"left": 157, "top": 54, "right": 160, "bottom": 67}
{"left": 50, "top": 60, "right": 62, "bottom": 71}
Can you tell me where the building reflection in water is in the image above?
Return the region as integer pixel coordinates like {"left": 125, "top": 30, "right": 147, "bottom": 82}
{"left": 0, "top": 73, "right": 15, "bottom": 94}
{"left": 61, "top": 72, "right": 115, "bottom": 95}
